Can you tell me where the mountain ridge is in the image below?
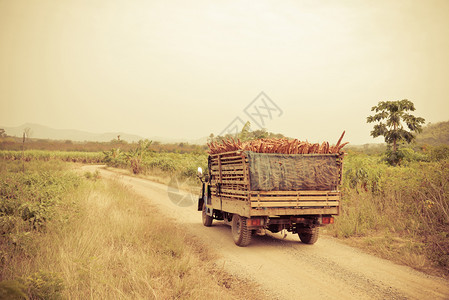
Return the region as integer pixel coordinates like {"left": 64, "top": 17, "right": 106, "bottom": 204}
{"left": 1, "top": 123, "right": 207, "bottom": 144}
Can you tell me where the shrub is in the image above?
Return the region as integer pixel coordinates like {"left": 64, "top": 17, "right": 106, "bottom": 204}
{"left": 0, "top": 161, "right": 81, "bottom": 272}
{"left": 20, "top": 270, "right": 64, "bottom": 300}
{"left": 429, "top": 145, "right": 449, "bottom": 161}
{"left": 334, "top": 152, "right": 449, "bottom": 273}
{"left": 0, "top": 280, "right": 27, "bottom": 299}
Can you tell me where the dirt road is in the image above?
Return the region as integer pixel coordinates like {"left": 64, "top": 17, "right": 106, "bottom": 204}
{"left": 87, "top": 166, "right": 449, "bottom": 300}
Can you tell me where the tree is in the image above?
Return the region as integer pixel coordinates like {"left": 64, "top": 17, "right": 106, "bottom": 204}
{"left": 367, "top": 99, "right": 425, "bottom": 164}
{"left": 207, "top": 133, "right": 215, "bottom": 143}
{"left": 239, "top": 121, "right": 251, "bottom": 141}
{"left": 21, "top": 127, "right": 32, "bottom": 172}
{"left": 126, "top": 139, "right": 153, "bottom": 174}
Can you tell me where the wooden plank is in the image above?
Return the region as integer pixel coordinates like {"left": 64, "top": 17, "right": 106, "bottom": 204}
{"left": 211, "top": 180, "right": 247, "bottom": 185}
{"left": 243, "top": 157, "right": 249, "bottom": 184}
{"left": 211, "top": 188, "right": 248, "bottom": 194}
{"left": 218, "top": 155, "right": 222, "bottom": 184}
{"left": 210, "top": 161, "right": 243, "bottom": 167}
{"left": 211, "top": 165, "right": 244, "bottom": 171}
{"left": 210, "top": 163, "right": 247, "bottom": 169}
{"left": 211, "top": 155, "right": 242, "bottom": 161}
{"left": 250, "top": 196, "right": 340, "bottom": 201}
{"left": 210, "top": 160, "right": 243, "bottom": 165}
{"left": 212, "top": 176, "right": 245, "bottom": 181}
{"left": 212, "top": 173, "right": 245, "bottom": 178}
{"left": 218, "top": 193, "right": 248, "bottom": 199}
{"left": 210, "top": 150, "right": 242, "bottom": 157}
{"left": 216, "top": 189, "right": 249, "bottom": 195}
{"left": 250, "top": 201, "right": 339, "bottom": 208}
{"left": 210, "top": 155, "right": 243, "bottom": 161}
{"left": 249, "top": 207, "right": 339, "bottom": 217}
{"left": 211, "top": 156, "right": 245, "bottom": 162}
{"left": 211, "top": 162, "right": 246, "bottom": 168}
{"left": 211, "top": 186, "right": 248, "bottom": 191}
{"left": 250, "top": 190, "right": 340, "bottom": 196}
{"left": 240, "top": 156, "right": 250, "bottom": 186}
{"left": 217, "top": 170, "right": 244, "bottom": 175}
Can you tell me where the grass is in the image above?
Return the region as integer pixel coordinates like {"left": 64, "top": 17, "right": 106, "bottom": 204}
{"left": 2, "top": 144, "right": 448, "bottom": 290}
{"left": 106, "top": 148, "right": 449, "bottom": 278}
{"left": 0, "top": 160, "right": 265, "bottom": 299}
{"left": 0, "top": 136, "right": 208, "bottom": 153}
{"left": 0, "top": 150, "right": 104, "bottom": 164}
{"left": 327, "top": 153, "right": 449, "bottom": 277}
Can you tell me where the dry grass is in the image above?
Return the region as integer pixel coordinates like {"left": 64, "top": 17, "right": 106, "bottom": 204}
{"left": 326, "top": 158, "right": 449, "bottom": 278}
{"left": 2, "top": 174, "right": 265, "bottom": 299}
{"left": 104, "top": 165, "right": 202, "bottom": 198}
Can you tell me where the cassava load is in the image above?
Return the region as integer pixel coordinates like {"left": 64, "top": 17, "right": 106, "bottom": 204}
{"left": 207, "top": 131, "right": 348, "bottom": 155}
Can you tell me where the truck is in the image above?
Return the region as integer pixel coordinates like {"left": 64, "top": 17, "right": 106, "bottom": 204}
{"left": 197, "top": 149, "right": 344, "bottom": 246}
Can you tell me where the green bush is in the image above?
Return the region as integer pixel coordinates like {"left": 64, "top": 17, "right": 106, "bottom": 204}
{"left": 103, "top": 143, "right": 208, "bottom": 180}
{"left": 0, "top": 150, "right": 104, "bottom": 164}
{"left": 335, "top": 152, "right": 449, "bottom": 272}
{"left": 0, "top": 161, "right": 81, "bottom": 270}
{"left": 429, "top": 145, "right": 449, "bottom": 161}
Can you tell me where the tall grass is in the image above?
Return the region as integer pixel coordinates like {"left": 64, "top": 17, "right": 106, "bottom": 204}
{"left": 0, "top": 150, "right": 104, "bottom": 163}
{"left": 0, "top": 160, "right": 80, "bottom": 298}
{"left": 0, "top": 136, "right": 208, "bottom": 153}
{"left": 51, "top": 180, "right": 261, "bottom": 299}
{"left": 328, "top": 152, "right": 449, "bottom": 275}
{"left": 104, "top": 144, "right": 449, "bottom": 276}
{"left": 104, "top": 147, "right": 208, "bottom": 180}
{"left": 0, "top": 160, "right": 264, "bottom": 299}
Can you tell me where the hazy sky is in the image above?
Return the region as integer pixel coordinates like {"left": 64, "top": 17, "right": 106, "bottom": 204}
{"left": 1, "top": 0, "right": 448, "bottom": 145}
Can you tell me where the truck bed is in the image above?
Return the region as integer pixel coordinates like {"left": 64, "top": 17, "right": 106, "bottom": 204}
{"left": 208, "top": 150, "right": 342, "bottom": 218}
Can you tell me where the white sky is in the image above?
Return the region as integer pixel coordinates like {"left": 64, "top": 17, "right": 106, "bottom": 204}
{"left": 1, "top": 0, "right": 448, "bottom": 144}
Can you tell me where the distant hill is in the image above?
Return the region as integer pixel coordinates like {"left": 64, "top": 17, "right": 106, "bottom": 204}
{"left": 1, "top": 123, "right": 208, "bottom": 144}
{"left": 416, "top": 121, "right": 449, "bottom": 146}
{"left": 149, "top": 136, "right": 208, "bottom": 145}
{"left": 2, "top": 123, "right": 144, "bottom": 142}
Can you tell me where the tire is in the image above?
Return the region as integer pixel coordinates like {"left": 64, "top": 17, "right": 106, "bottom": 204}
{"left": 202, "top": 203, "right": 213, "bottom": 227}
{"left": 231, "top": 214, "right": 252, "bottom": 247}
{"left": 298, "top": 227, "right": 319, "bottom": 244}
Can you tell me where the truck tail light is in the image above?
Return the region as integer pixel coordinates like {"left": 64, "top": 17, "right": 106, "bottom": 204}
{"left": 248, "top": 218, "right": 261, "bottom": 226}
{"left": 322, "top": 216, "right": 334, "bottom": 224}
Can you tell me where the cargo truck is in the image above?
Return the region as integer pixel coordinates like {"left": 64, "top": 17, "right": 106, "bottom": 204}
{"left": 197, "top": 150, "right": 343, "bottom": 246}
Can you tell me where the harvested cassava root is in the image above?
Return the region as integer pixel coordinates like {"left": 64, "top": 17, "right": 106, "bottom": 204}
{"left": 207, "top": 131, "right": 348, "bottom": 155}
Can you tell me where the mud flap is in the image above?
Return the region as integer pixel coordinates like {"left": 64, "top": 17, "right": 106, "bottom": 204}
{"left": 197, "top": 197, "right": 204, "bottom": 211}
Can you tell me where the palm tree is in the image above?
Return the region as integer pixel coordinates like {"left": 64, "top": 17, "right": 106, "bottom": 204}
{"left": 367, "top": 99, "right": 425, "bottom": 162}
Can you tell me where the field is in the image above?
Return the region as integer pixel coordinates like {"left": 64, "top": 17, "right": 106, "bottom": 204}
{"left": 329, "top": 150, "right": 449, "bottom": 275}
{"left": 1, "top": 140, "right": 449, "bottom": 290}
{"left": 100, "top": 143, "right": 449, "bottom": 276}
{"left": 0, "top": 150, "right": 104, "bottom": 163}
{"left": 0, "top": 160, "right": 263, "bottom": 299}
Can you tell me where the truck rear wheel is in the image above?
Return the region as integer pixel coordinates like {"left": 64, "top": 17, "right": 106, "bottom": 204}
{"left": 298, "top": 227, "right": 319, "bottom": 244}
{"left": 202, "top": 203, "right": 213, "bottom": 227}
{"left": 231, "top": 214, "right": 251, "bottom": 247}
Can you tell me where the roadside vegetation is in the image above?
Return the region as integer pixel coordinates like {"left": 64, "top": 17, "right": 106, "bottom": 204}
{"left": 99, "top": 131, "right": 449, "bottom": 276}
{"left": 0, "top": 150, "right": 104, "bottom": 164}
{"left": 0, "top": 135, "right": 207, "bottom": 153}
{"left": 1, "top": 119, "right": 448, "bottom": 278}
{"left": 0, "top": 160, "right": 264, "bottom": 299}
{"left": 327, "top": 148, "right": 449, "bottom": 276}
